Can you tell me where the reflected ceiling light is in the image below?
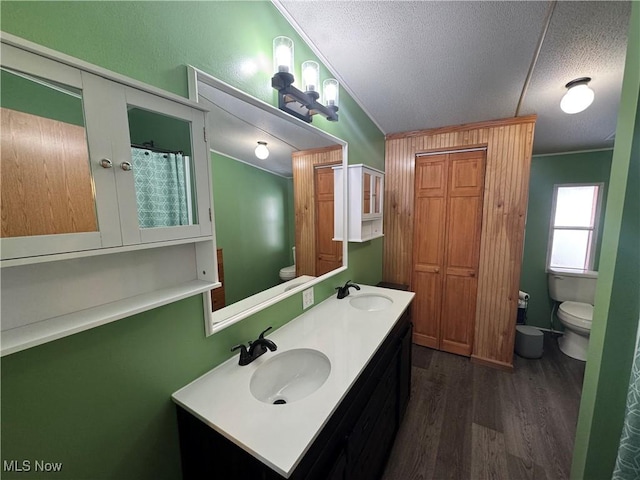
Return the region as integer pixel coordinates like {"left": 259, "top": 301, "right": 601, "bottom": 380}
{"left": 271, "top": 37, "right": 339, "bottom": 123}
{"left": 255, "top": 141, "right": 269, "bottom": 160}
{"left": 561, "top": 77, "right": 594, "bottom": 114}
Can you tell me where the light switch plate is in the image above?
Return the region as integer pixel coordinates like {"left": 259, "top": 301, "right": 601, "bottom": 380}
{"left": 302, "top": 287, "right": 314, "bottom": 310}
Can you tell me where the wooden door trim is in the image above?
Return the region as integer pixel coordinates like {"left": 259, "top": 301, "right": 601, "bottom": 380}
{"left": 416, "top": 145, "right": 487, "bottom": 157}
{"left": 385, "top": 115, "right": 536, "bottom": 140}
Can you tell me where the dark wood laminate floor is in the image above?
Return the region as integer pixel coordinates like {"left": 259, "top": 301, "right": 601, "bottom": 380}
{"left": 382, "top": 333, "right": 586, "bottom": 480}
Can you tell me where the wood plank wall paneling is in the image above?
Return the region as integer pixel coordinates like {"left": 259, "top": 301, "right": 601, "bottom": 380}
{"left": 383, "top": 116, "right": 536, "bottom": 368}
{"left": 292, "top": 145, "right": 342, "bottom": 276}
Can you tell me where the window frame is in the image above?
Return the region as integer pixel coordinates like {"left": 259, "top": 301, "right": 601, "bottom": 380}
{"left": 546, "top": 182, "right": 604, "bottom": 271}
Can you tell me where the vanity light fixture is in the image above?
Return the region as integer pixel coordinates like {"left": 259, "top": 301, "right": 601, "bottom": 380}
{"left": 271, "top": 37, "right": 339, "bottom": 123}
{"left": 255, "top": 141, "right": 269, "bottom": 160}
{"left": 560, "top": 77, "right": 595, "bottom": 114}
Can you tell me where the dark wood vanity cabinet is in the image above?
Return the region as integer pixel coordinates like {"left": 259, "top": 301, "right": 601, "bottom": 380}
{"left": 176, "top": 308, "right": 412, "bottom": 480}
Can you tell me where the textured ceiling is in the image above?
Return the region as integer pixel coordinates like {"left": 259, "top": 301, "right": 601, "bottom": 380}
{"left": 276, "top": 0, "right": 631, "bottom": 154}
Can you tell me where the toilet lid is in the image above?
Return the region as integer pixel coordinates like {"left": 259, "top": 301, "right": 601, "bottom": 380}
{"left": 559, "top": 301, "right": 593, "bottom": 323}
{"left": 280, "top": 265, "right": 295, "bottom": 275}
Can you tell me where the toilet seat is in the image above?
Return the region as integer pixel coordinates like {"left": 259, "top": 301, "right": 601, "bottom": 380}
{"left": 279, "top": 265, "right": 296, "bottom": 281}
{"left": 558, "top": 301, "right": 593, "bottom": 330}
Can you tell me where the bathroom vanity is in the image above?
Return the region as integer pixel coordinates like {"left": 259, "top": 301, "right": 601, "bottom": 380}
{"left": 172, "top": 285, "right": 414, "bottom": 479}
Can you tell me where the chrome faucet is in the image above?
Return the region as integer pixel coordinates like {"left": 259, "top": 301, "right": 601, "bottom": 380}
{"left": 335, "top": 280, "right": 361, "bottom": 299}
{"left": 231, "top": 327, "right": 278, "bottom": 366}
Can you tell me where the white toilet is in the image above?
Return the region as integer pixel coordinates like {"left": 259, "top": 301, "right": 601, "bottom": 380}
{"left": 279, "top": 246, "right": 296, "bottom": 282}
{"left": 548, "top": 267, "right": 598, "bottom": 361}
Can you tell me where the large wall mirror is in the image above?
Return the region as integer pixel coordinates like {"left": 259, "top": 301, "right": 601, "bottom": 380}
{"left": 188, "top": 67, "right": 348, "bottom": 334}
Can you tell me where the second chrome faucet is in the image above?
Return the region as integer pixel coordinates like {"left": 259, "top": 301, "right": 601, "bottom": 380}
{"left": 231, "top": 326, "right": 278, "bottom": 366}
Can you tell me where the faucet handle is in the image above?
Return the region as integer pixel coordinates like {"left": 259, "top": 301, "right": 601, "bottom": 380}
{"left": 231, "top": 343, "right": 252, "bottom": 366}
{"left": 258, "top": 326, "right": 272, "bottom": 339}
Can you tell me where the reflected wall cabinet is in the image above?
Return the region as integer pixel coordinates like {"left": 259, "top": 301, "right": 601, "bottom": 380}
{"left": 0, "top": 36, "right": 218, "bottom": 356}
{"left": 334, "top": 164, "right": 384, "bottom": 242}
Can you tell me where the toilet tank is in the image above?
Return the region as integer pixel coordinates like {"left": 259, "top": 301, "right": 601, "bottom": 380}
{"left": 548, "top": 268, "right": 598, "bottom": 304}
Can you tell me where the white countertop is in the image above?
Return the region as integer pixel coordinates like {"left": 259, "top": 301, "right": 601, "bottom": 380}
{"left": 171, "top": 284, "right": 414, "bottom": 478}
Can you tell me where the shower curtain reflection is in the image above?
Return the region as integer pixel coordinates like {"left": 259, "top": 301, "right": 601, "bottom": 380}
{"left": 131, "top": 147, "right": 193, "bottom": 228}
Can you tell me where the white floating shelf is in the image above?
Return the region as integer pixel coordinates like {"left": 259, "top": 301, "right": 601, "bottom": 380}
{"left": 1, "top": 279, "right": 219, "bottom": 357}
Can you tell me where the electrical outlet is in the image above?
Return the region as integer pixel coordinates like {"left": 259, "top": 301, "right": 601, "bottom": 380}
{"left": 302, "top": 287, "right": 314, "bottom": 310}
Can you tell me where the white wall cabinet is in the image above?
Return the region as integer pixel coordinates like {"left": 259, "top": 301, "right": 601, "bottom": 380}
{"left": 0, "top": 36, "right": 218, "bottom": 356}
{"left": 1, "top": 43, "right": 212, "bottom": 262}
{"left": 334, "top": 164, "right": 384, "bottom": 242}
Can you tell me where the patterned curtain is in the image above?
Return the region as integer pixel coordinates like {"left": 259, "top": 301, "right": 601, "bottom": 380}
{"left": 613, "top": 324, "right": 640, "bottom": 479}
{"left": 131, "top": 147, "right": 189, "bottom": 228}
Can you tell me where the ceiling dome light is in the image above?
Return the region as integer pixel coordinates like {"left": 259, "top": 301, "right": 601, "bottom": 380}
{"left": 255, "top": 141, "right": 269, "bottom": 160}
{"left": 561, "top": 77, "right": 594, "bottom": 114}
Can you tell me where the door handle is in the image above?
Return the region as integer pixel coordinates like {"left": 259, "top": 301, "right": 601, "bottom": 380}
{"left": 99, "top": 158, "right": 113, "bottom": 169}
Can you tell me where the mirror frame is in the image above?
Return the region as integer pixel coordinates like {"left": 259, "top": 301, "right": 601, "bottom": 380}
{"left": 187, "top": 66, "right": 348, "bottom": 335}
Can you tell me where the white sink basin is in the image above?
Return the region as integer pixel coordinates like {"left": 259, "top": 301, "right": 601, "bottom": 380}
{"left": 250, "top": 349, "right": 331, "bottom": 405}
{"left": 349, "top": 294, "right": 394, "bottom": 311}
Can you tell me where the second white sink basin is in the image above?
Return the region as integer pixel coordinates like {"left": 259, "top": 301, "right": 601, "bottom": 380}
{"left": 349, "top": 294, "right": 394, "bottom": 311}
{"left": 250, "top": 349, "right": 331, "bottom": 405}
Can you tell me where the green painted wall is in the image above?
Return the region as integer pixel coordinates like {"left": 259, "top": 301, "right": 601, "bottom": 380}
{"left": 520, "top": 150, "right": 612, "bottom": 330}
{"left": 1, "top": 69, "right": 85, "bottom": 126}
{"left": 212, "top": 152, "right": 293, "bottom": 304}
{"left": 571, "top": 2, "right": 640, "bottom": 478}
{"left": 0, "top": 2, "right": 384, "bottom": 479}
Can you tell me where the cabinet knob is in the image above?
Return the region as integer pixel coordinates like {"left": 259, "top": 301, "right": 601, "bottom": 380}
{"left": 99, "top": 158, "right": 113, "bottom": 169}
{"left": 120, "top": 161, "right": 133, "bottom": 171}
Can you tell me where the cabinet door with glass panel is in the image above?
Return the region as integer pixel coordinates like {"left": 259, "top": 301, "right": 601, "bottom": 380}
{"left": 362, "top": 168, "right": 383, "bottom": 220}
{"left": 102, "top": 81, "right": 211, "bottom": 245}
{"left": 0, "top": 44, "right": 211, "bottom": 261}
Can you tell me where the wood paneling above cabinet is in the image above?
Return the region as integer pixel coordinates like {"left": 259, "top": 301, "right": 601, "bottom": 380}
{"left": 384, "top": 116, "right": 536, "bottom": 369}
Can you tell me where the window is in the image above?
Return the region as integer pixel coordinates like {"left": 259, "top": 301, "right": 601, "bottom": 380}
{"left": 548, "top": 184, "right": 603, "bottom": 270}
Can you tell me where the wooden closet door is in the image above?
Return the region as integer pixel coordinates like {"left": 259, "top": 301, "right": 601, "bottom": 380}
{"left": 440, "top": 151, "right": 485, "bottom": 356}
{"left": 315, "top": 166, "right": 342, "bottom": 276}
{"left": 411, "top": 155, "right": 448, "bottom": 348}
{"left": 412, "top": 150, "right": 485, "bottom": 356}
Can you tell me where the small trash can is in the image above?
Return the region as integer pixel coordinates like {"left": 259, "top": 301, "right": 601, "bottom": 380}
{"left": 515, "top": 325, "right": 543, "bottom": 359}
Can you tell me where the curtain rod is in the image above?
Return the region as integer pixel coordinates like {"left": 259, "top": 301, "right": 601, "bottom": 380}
{"left": 131, "top": 142, "right": 183, "bottom": 156}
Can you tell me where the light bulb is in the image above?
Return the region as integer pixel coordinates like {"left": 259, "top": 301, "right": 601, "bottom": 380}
{"left": 561, "top": 78, "right": 594, "bottom": 114}
{"left": 323, "top": 78, "right": 339, "bottom": 107}
{"left": 255, "top": 142, "right": 269, "bottom": 160}
{"left": 302, "top": 61, "right": 319, "bottom": 93}
{"left": 273, "top": 37, "right": 293, "bottom": 74}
